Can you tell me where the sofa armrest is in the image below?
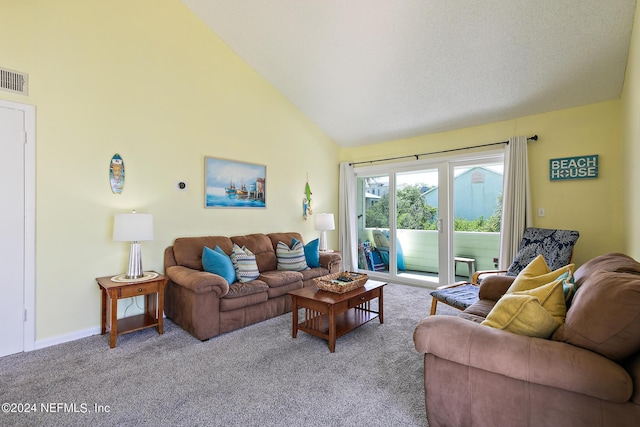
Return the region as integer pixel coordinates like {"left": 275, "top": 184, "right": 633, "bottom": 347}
{"left": 319, "top": 252, "right": 341, "bottom": 273}
{"left": 414, "top": 315, "right": 633, "bottom": 403}
{"left": 477, "top": 274, "right": 516, "bottom": 301}
{"left": 165, "top": 265, "right": 229, "bottom": 298}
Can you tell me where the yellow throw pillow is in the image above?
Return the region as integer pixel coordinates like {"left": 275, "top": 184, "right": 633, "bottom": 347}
{"left": 481, "top": 293, "right": 561, "bottom": 338}
{"left": 506, "top": 255, "right": 574, "bottom": 293}
{"left": 514, "top": 278, "right": 567, "bottom": 323}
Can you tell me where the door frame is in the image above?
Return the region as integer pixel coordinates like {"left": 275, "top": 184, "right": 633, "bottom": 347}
{"left": 0, "top": 99, "right": 36, "bottom": 352}
{"left": 353, "top": 149, "right": 504, "bottom": 288}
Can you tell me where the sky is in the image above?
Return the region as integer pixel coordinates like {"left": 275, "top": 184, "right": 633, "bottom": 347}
{"left": 368, "top": 165, "right": 504, "bottom": 188}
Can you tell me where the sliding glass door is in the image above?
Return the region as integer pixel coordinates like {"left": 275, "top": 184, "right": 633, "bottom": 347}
{"left": 356, "top": 165, "right": 446, "bottom": 286}
{"left": 451, "top": 159, "right": 503, "bottom": 282}
{"left": 355, "top": 152, "right": 503, "bottom": 287}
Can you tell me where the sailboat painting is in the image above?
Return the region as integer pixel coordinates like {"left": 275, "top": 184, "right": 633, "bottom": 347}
{"left": 205, "top": 156, "right": 266, "bottom": 208}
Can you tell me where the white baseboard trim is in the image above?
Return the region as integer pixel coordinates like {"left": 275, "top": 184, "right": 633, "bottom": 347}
{"left": 34, "top": 326, "right": 101, "bottom": 350}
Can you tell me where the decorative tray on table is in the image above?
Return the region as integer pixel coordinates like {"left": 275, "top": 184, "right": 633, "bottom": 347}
{"left": 314, "top": 271, "right": 369, "bottom": 293}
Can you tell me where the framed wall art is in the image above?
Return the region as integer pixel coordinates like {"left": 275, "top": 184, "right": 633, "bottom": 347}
{"left": 204, "top": 156, "right": 266, "bottom": 208}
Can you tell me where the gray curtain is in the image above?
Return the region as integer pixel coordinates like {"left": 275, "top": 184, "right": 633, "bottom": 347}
{"left": 338, "top": 162, "right": 358, "bottom": 270}
{"left": 498, "top": 136, "right": 533, "bottom": 269}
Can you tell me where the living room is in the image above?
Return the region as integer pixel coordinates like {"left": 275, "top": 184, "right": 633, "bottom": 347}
{"left": 1, "top": 1, "right": 639, "bottom": 425}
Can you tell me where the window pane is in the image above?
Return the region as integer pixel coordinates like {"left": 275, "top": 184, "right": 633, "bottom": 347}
{"left": 357, "top": 175, "right": 389, "bottom": 272}
{"left": 452, "top": 163, "right": 502, "bottom": 279}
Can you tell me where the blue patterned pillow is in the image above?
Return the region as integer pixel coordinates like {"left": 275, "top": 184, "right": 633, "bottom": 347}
{"left": 276, "top": 240, "right": 309, "bottom": 271}
{"left": 202, "top": 246, "right": 236, "bottom": 285}
{"left": 230, "top": 244, "right": 260, "bottom": 283}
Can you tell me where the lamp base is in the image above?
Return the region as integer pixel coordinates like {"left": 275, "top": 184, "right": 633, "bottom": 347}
{"left": 125, "top": 241, "right": 144, "bottom": 279}
{"left": 319, "top": 231, "right": 328, "bottom": 252}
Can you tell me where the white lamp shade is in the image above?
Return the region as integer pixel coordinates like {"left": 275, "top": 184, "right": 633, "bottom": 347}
{"left": 113, "top": 212, "right": 154, "bottom": 242}
{"left": 315, "top": 213, "right": 335, "bottom": 231}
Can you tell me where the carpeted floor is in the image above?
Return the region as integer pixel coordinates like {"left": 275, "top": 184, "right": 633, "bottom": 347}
{"left": 0, "top": 283, "right": 459, "bottom": 427}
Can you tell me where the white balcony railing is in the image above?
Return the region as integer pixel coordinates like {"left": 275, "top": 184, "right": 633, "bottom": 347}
{"left": 362, "top": 228, "right": 500, "bottom": 275}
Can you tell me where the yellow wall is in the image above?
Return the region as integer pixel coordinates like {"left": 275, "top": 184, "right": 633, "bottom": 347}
{"left": 1, "top": 1, "right": 339, "bottom": 342}
{"left": 340, "top": 100, "right": 624, "bottom": 268}
{"left": 2, "top": 0, "right": 635, "bottom": 345}
{"left": 622, "top": 4, "right": 640, "bottom": 258}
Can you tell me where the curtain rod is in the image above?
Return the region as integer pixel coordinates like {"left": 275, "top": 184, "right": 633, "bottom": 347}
{"left": 349, "top": 134, "right": 538, "bottom": 166}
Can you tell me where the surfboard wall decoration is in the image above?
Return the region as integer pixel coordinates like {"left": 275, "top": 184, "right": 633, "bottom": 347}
{"left": 109, "top": 153, "right": 125, "bottom": 194}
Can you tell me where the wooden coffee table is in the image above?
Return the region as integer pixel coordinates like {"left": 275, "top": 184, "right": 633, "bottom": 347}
{"left": 289, "top": 280, "right": 385, "bottom": 352}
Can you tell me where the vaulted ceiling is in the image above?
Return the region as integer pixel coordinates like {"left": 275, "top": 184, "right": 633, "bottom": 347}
{"left": 181, "top": 0, "right": 637, "bottom": 147}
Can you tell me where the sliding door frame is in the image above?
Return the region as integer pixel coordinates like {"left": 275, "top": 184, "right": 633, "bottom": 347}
{"left": 353, "top": 148, "right": 504, "bottom": 288}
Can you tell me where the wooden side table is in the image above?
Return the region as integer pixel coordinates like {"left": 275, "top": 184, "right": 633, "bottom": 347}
{"left": 96, "top": 273, "right": 168, "bottom": 348}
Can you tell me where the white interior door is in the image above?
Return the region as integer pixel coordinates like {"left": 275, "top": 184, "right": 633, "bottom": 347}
{"left": 0, "top": 102, "right": 33, "bottom": 357}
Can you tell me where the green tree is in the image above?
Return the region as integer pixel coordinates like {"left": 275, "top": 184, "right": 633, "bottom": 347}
{"left": 396, "top": 185, "right": 437, "bottom": 230}
{"left": 365, "top": 193, "right": 390, "bottom": 228}
{"left": 365, "top": 185, "right": 437, "bottom": 230}
{"left": 365, "top": 185, "right": 501, "bottom": 232}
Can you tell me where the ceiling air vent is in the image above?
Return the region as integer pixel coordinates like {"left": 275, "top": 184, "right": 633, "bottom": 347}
{"left": 0, "top": 67, "right": 28, "bottom": 95}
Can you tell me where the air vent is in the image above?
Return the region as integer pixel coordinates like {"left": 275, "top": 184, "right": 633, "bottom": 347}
{"left": 0, "top": 67, "right": 28, "bottom": 95}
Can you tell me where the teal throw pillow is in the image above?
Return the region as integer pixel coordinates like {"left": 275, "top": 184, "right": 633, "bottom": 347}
{"left": 277, "top": 240, "right": 309, "bottom": 271}
{"left": 293, "top": 237, "right": 320, "bottom": 268}
{"left": 557, "top": 270, "right": 577, "bottom": 307}
{"left": 230, "top": 244, "right": 260, "bottom": 283}
{"left": 202, "top": 246, "right": 236, "bottom": 285}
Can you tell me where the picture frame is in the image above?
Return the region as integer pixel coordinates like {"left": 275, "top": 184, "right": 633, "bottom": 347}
{"left": 204, "top": 156, "right": 266, "bottom": 208}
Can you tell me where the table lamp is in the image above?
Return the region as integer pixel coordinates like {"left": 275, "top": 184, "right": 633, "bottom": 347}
{"left": 113, "top": 210, "right": 154, "bottom": 279}
{"left": 315, "top": 213, "right": 335, "bottom": 252}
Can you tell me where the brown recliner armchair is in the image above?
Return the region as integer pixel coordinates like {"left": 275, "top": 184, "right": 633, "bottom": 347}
{"left": 414, "top": 253, "right": 640, "bottom": 426}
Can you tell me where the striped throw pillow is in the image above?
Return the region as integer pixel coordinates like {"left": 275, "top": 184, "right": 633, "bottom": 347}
{"left": 230, "top": 244, "right": 260, "bottom": 283}
{"left": 276, "top": 240, "right": 309, "bottom": 271}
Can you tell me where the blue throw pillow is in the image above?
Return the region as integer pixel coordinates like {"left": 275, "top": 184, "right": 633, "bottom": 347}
{"left": 202, "top": 245, "right": 236, "bottom": 285}
{"left": 297, "top": 238, "right": 320, "bottom": 268}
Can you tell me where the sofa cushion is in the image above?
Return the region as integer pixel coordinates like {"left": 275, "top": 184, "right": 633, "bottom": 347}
{"left": 224, "top": 280, "right": 269, "bottom": 298}
{"left": 481, "top": 293, "right": 560, "bottom": 338}
{"left": 230, "top": 244, "right": 260, "bottom": 283}
{"left": 551, "top": 270, "right": 640, "bottom": 361}
{"left": 266, "top": 280, "right": 303, "bottom": 299}
{"left": 462, "top": 299, "right": 497, "bottom": 320}
{"left": 202, "top": 246, "right": 236, "bottom": 285}
{"left": 276, "top": 240, "right": 309, "bottom": 271}
{"left": 232, "top": 233, "right": 277, "bottom": 272}
{"left": 173, "top": 236, "right": 234, "bottom": 270}
{"left": 220, "top": 281, "right": 269, "bottom": 312}
{"left": 573, "top": 252, "right": 640, "bottom": 287}
{"left": 259, "top": 270, "right": 303, "bottom": 288}
{"left": 267, "top": 232, "right": 304, "bottom": 250}
{"left": 299, "top": 267, "right": 330, "bottom": 282}
{"left": 477, "top": 275, "right": 516, "bottom": 301}
{"left": 506, "top": 255, "right": 574, "bottom": 293}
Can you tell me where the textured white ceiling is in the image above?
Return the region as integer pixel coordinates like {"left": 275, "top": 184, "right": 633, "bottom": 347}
{"left": 181, "top": 0, "right": 637, "bottom": 147}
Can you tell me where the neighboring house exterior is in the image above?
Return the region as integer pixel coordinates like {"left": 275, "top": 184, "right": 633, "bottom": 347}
{"left": 423, "top": 167, "right": 503, "bottom": 220}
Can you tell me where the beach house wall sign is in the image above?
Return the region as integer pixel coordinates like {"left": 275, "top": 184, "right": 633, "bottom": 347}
{"left": 549, "top": 154, "right": 599, "bottom": 181}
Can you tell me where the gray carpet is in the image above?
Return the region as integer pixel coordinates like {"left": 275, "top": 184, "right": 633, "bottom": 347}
{"left": 0, "top": 283, "right": 459, "bottom": 427}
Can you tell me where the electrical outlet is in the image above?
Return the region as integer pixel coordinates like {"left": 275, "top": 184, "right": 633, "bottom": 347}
{"left": 176, "top": 181, "right": 188, "bottom": 191}
{"left": 537, "top": 207, "right": 545, "bottom": 217}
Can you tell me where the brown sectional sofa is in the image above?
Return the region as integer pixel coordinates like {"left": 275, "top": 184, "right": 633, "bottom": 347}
{"left": 414, "top": 253, "right": 640, "bottom": 426}
{"left": 164, "top": 232, "right": 341, "bottom": 340}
